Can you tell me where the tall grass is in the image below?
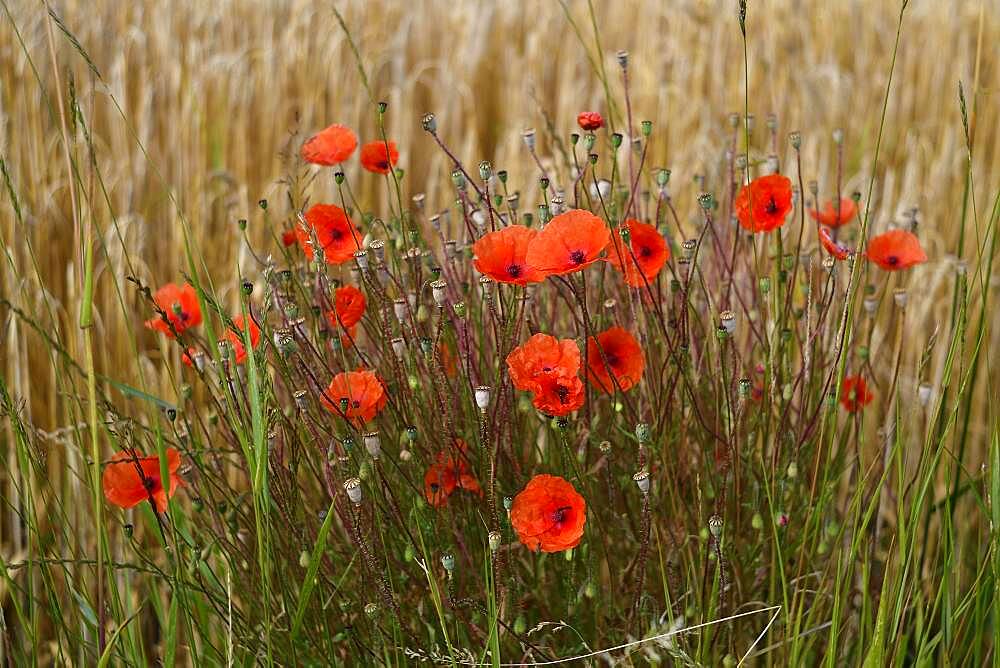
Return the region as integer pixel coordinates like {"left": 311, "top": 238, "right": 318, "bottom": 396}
{"left": 1, "top": 0, "right": 998, "bottom": 665}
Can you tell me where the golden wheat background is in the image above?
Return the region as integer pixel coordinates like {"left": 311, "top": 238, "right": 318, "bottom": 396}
{"left": 2, "top": 0, "right": 997, "bottom": 432}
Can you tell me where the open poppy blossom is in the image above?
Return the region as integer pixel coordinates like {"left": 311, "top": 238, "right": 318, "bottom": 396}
{"left": 525, "top": 209, "right": 610, "bottom": 276}
{"left": 224, "top": 314, "right": 261, "bottom": 364}
{"left": 144, "top": 283, "right": 202, "bottom": 339}
{"left": 818, "top": 226, "right": 852, "bottom": 261}
{"left": 322, "top": 369, "right": 387, "bottom": 425}
{"left": 606, "top": 218, "right": 669, "bottom": 287}
{"left": 577, "top": 111, "right": 604, "bottom": 131}
{"left": 507, "top": 333, "right": 585, "bottom": 416}
{"left": 360, "top": 140, "right": 399, "bottom": 174}
{"left": 102, "top": 448, "right": 183, "bottom": 513}
{"left": 510, "top": 474, "right": 586, "bottom": 553}
{"left": 840, "top": 375, "right": 874, "bottom": 412}
{"left": 327, "top": 285, "right": 366, "bottom": 330}
{"left": 301, "top": 123, "right": 358, "bottom": 166}
{"left": 734, "top": 174, "right": 793, "bottom": 233}
{"left": 587, "top": 326, "right": 644, "bottom": 393}
{"left": 281, "top": 230, "right": 297, "bottom": 247}
{"left": 809, "top": 198, "right": 857, "bottom": 228}
{"left": 296, "top": 203, "right": 362, "bottom": 265}
{"left": 473, "top": 225, "right": 545, "bottom": 285}
{"left": 424, "top": 439, "right": 482, "bottom": 507}
{"left": 865, "top": 229, "right": 927, "bottom": 271}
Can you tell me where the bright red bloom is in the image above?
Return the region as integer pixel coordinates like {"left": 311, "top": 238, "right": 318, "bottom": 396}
{"left": 506, "top": 333, "right": 585, "bottom": 416}
{"left": 510, "top": 474, "right": 586, "bottom": 553}
{"left": 102, "top": 448, "right": 182, "bottom": 513}
{"left": 322, "top": 369, "right": 387, "bottom": 425}
{"left": 473, "top": 225, "right": 545, "bottom": 285}
{"left": 606, "top": 218, "right": 669, "bottom": 287}
{"left": 144, "top": 283, "right": 202, "bottom": 339}
{"left": 423, "top": 439, "right": 482, "bottom": 507}
{"left": 734, "top": 174, "right": 793, "bottom": 233}
{"left": 296, "top": 204, "right": 362, "bottom": 265}
{"left": 818, "top": 226, "right": 851, "bottom": 261}
{"left": 360, "top": 140, "right": 399, "bottom": 174}
{"left": 301, "top": 123, "right": 358, "bottom": 166}
{"left": 525, "top": 209, "right": 610, "bottom": 276}
{"left": 281, "top": 230, "right": 297, "bottom": 247}
{"left": 577, "top": 111, "right": 604, "bottom": 131}
{"left": 586, "top": 326, "right": 644, "bottom": 393}
{"left": 809, "top": 198, "right": 857, "bottom": 228}
{"left": 224, "top": 314, "right": 261, "bottom": 364}
{"left": 327, "top": 285, "right": 366, "bottom": 330}
{"left": 840, "top": 375, "right": 873, "bottom": 412}
{"left": 865, "top": 229, "right": 927, "bottom": 271}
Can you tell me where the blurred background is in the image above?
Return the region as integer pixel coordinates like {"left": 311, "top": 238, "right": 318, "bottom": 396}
{"left": 1, "top": 0, "right": 997, "bottom": 428}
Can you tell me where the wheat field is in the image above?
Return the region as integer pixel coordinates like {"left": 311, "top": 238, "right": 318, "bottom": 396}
{"left": 2, "top": 0, "right": 999, "bottom": 664}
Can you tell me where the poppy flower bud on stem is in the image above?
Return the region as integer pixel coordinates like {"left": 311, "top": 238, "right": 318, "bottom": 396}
{"left": 344, "top": 478, "right": 363, "bottom": 505}
{"left": 789, "top": 131, "right": 801, "bottom": 149}
{"left": 421, "top": 112, "right": 436, "bottom": 133}
{"left": 479, "top": 161, "right": 493, "bottom": 181}
{"left": 363, "top": 431, "right": 381, "bottom": 459}
{"left": 709, "top": 514, "right": 723, "bottom": 539}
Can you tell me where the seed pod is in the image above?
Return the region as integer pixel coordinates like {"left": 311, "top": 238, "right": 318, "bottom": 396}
{"left": 430, "top": 280, "right": 448, "bottom": 306}
{"left": 363, "top": 431, "right": 381, "bottom": 459}
{"left": 421, "top": 113, "right": 437, "bottom": 133}
{"left": 353, "top": 250, "right": 369, "bottom": 270}
{"left": 391, "top": 337, "right": 406, "bottom": 360}
{"left": 708, "top": 514, "right": 723, "bottom": 539}
{"left": 522, "top": 128, "right": 536, "bottom": 151}
{"left": 474, "top": 386, "right": 491, "bottom": 410}
{"left": 344, "top": 478, "right": 363, "bottom": 505}
{"left": 293, "top": 390, "right": 309, "bottom": 411}
{"left": 633, "top": 470, "right": 650, "bottom": 495}
{"left": 719, "top": 310, "right": 736, "bottom": 334}
{"left": 635, "top": 422, "right": 651, "bottom": 443}
{"left": 440, "top": 553, "right": 455, "bottom": 572}
{"left": 488, "top": 531, "right": 501, "bottom": 552}
{"left": 918, "top": 382, "right": 932, "bottom": 406}
{"left": 893, "top": 288, "right": 908, "bottom": 309}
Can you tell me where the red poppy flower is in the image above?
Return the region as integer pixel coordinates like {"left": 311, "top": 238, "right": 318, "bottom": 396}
{"left": 296, "top": 203, "right": 362, "bottom": 265}
{"left": 424, "top": 439, "right": 482, "bottom": 507}
{"left": 506, "top": 333, "right": 585, "bottom": 416}
{"left": 326, "top": 285, "right": 366, "bottom": 330}
{"left": 577, "top": 111, "right": 604, "bottom": 131}
{"left": 865, "top": 229, "right": 927, "bottom": 271}
{"left": 586, "top": 326, "right": 644, "bottom": 393}
{"left": 809, "top": 198, "right": 856, "bottom": 228}
{"left": 510, "top": 474, "right": 586, "bottom": 553}
{"left": 531, "top": 371, "right": 585, "bottom": 416}
{"left": 102, "top": 448, "right": 183, "bottom": 513}
{"left": 281, "top": 230, "right": 297, "bottom": 247}
{"left": 322, "top": 369, "right": 388, "bottom": 425}
{"left": 606, "top": 218, "right": 669, "bottom": 287}
{"left": 144, "top": 283, "right": 202, "bottom": 339}
{"left": 301, "top": 123, "right": 358, "bottom": 166}
{"left": 818, "top": 226, "right": 851, "bottom": 261}
{"left": 360, "top": 140, "right": 399, "bottom": 174}
{"left": 734, "top": 174, "right": 793, "bottom": 233}
{"left": 473, "top": 225, "right": 545, "bottom": 285}
{"left": 840, "top": 375, "right": 874, "bottom": 412}
{"left": 224, "top": 314, "right": 261, "bottom": 365}
{"left": 525, "top": 209, "right": 610, "bottom": 276}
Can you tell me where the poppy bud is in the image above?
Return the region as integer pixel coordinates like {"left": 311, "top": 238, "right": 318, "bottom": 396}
{"left": 258, "top": 198, "right": 268, "bottom": 210}
{"left": 421, "top": 112, "right": 437, "bottom": 133}
{"left": 616, "top": 49, "right": 629, "bottom": 69}
{"left": 391, "top": 337, "right": 406, "bottom": 360}
{"left": 430, "top": 279, "right": 448, "bottom": 306}
{"left": 719, "top": 310, "right": 736, "bottom": 334}
{"left": 863, "top": 295, "right": 878, "bottom": 315}
{"left": 918, "top": 382, "right": 932, "bottom": 406}
{"left": 893, "top": 288, "right": 907, "bottom": 309}
{"left": 474, "top": 385, "right": 491, "bottom": 411}
{"left": 789, "top": 131, "right": 801, "bottom": 149}
{"left": 641, "top": 120, "right": 652, "bottom": 137}
{"left": 440, "top": 553, "right": 455, "bottom": 572}
{"left": 633, "top": 470, "right": 650, "bottom": 495}
{"left": 237, "top": 218, "right": 247, "bottom": 231}
{"left": 334, "top": 171, "right": 345, "bottom": 185}
{"left": 479, "top": 161, "right": 493, "bottom": 181}
{"left": 635, "top": 422, "right": 651, "bottom": 443}
{"left": 698, "top": 192, "right": 715, "bottom": 210}
{"left": 759, "top": 277, "right": 771, "bottom": 294}
{"left": 344, "top": 477, "right": 363, "bottom": 505}
{"left": 832, "top": 128, "right": 844, "bottom": 145}
{"left": 451, "top": 169, "right": 466, "bottom": 191}
{"left": 708, "top": 514, "right": 723, "bottom": 539}
{"left": 786, "top": 461, "right": 798, "bottom": 479}
{"left": 611, "top": 133, "right": 623, "bottom": 149}
{"left": 522, "top": 128, "right": 536, "bottom": 151}
{"left": 738, "top": 378, "right": 751, "bottom": 397}
{"left": 488, "top": 531, "right": 501, "bottom": 552}
{"left": 363, "top": 431, "right": 381, "bottom": 459}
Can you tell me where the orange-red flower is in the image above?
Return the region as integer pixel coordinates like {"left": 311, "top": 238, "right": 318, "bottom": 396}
{"left": 281, "top": 230, "right": 297, "bottom": 247}
{"left": 144, "top": 283, "right": 202, "bottom": 339}
{"left": 577, "top": 111, "right": 604, "bottom": 131}
{"left": 424, "top": 439, "right": 482, "bottom": 507}
{"left": 327, "top": 285, "right": 366, "bottom": 330}
{"left": 301, "top": 123, "right": 358, "bottom": 166}
{"left": 865, "top": 229, "right": 927, "bottom": 271}
{"left": 322, "top": 369, "right": 387, "bottom": 425}
{"left": 510, "top": 474, "right": 586, "bottom": 553}
{"left": 586, "top": 326, "right": 644, "bottom": 393}
{"left": 473, "top": 225, "right": 545, "bottom": 285}
{"left": 809, "top": 198, "right": 856, "bottom": 228}
{"left": 840, "top": 375, "right": 874, "bottom": 412}
{"left": 525, "top": 209, "right": 610, "bottom": 276}
{"left": 606, "top": 218, "right": 669, "bottom": 287}
{"left": 224, "top": 314, "right": 261, "bottom": 364}
{"left": 296, "top": 203, "right": 362, "bottom": 265}
{"left": 360, "top": 140, "right": 399, "bottom": 174}
{"left": 818, "top": 226, "right": 851, "bottom": 261}
{"left": 734, "top": 174, "right": 793, "bottom": 233}
{"left": 506, "top": 333, "right": 585, "bottom": 416}
{"left": 102, "top": 448, "right": 182, "bottom": 513}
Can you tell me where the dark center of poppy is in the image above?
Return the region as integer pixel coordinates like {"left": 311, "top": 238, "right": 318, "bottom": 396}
{"left": 765, "top": 196, "right": 778, "bottom": 215}
{"left": 377, "top": 160, "right": 389, "bottom": 170}
{"left": 506, "top": 264, "right": 523, "bottom": 278}
{"left": 430, "top": 482, "right": 440, "bottom": 492}
{"left": 605, "top": 353, "right": 620, "bottom": 368}
{"left": 556, "top": 385, "right": 569, "bottom": 403}
{"left": 330, "top": 228, "right": 343, "bottom": 241}
{"left": 887, "top": 255, "right": 899, "bottom": 266}
{"left": 352, "top": 399, "right": 361, "bottom": 409}
{"left": 143, "top": 476, "right": 155, "bottom": 492}
{"left": 639, "top": 246, "right": 652, "bottom": 258}
{"left": 552, "top": 505, "right": 572, "bottom": 524}
{"left": 569, "top": 250, "right": 586, "bottom": 265}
